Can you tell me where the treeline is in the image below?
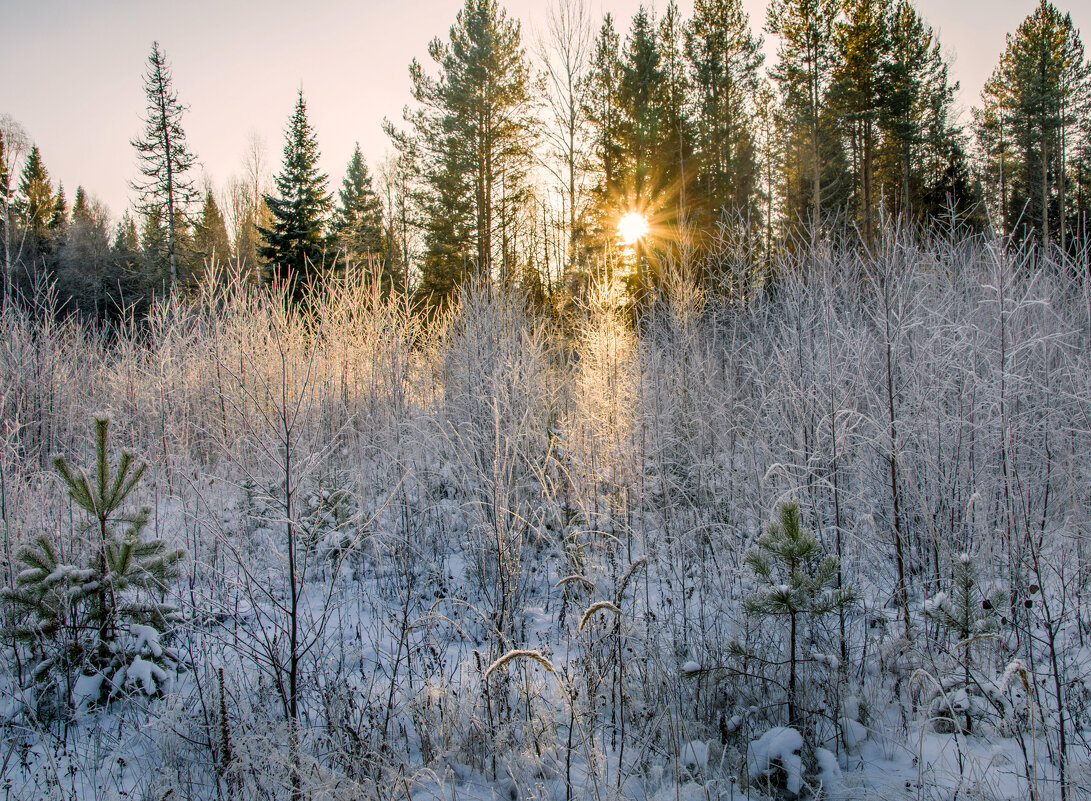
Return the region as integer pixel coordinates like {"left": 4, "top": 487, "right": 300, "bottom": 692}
{"left": 1, "top": 0, "right": 1089, "bottom": 319}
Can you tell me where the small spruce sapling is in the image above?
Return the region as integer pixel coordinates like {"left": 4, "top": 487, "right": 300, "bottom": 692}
{"left": 3, "top": 416, "right": 184, "bottom": 713}
{"left": 923, "top": 552, "right": 1006, "bottom": 733}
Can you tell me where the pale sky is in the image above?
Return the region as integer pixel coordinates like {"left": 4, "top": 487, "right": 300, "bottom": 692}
{"left": 2, "top": 0, "right": 1085, "bottom": 220}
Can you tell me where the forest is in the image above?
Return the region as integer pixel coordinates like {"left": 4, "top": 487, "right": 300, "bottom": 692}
{"left": 1, "top": 0, "right": 1091, "bottom": 799}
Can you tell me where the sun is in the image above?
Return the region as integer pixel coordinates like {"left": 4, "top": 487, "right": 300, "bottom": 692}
{"left": 617, "top": 211, "right": 649, "bottom": 246}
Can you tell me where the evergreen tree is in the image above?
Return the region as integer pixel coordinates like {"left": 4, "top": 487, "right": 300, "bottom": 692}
{"left": 924, "top": 552, "right": 1007, "bottom": 733}
{"left": 400, "top": 0, "right": 537, "bottom": 309}
{"left": 192, "top": 189, "right": 232, "bottom": 280}
{"left": 131, "top": 41, "right": 198, "bottom": 288}
{"left": 2, "top": 417, "right": 184, "bottom": 714}
{"left": 582, "top": 13, "right": 626, "bottom": 251}
{"left": 141, "top": 205, "right": 170, "bottom": 287}
{"left": 619, "top": 7, "right": 666, "bottom": 204}
{"left": 830, "top": 0, "right": 890, "bottom": 244}
{"left": 16, "top": 145, "right": 54, "bottom": 252}
{"left": 57, "top": 187, "right": 115, "bottom": 318}
{"left": 977, "top": 1, "right": 1090, "bottom": 247}
{"left": 657, "top": 0, "right": 695, "bottom": 229}
{"left": 685, "top": 0, "right": 764, "bottom": 226}
{"left": 742, "top": 501, "right": 857, "bottom": 730}
{"left": 332, "top": 144, "right": 386, "bottom": 273}
{"left": 259, "top": 90, "right": 332, "bottom": 304}
{"left": 766, "top": 0, "right": 841, "bottom": 226}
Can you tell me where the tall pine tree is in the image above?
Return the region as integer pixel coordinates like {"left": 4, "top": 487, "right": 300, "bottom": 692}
{"left": 399, "top": 0, "right": 537, "bottom": 310}
{"left": 767, "top": 0, "right": 842, "bottom": 227}
{"left": 685, "top": 0, "right": 763, "bottom": 227}
{"left": 978, "top": 1, "right": 1090, "bottom": 246}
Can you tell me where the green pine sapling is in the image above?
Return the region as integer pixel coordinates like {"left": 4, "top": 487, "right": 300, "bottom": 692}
{"left": 923, "top": 551, "right": 1006, "bottom": 733}
{"left": 742, "top": 501, "right": 857, "bottom": 731}
{"left": 3, "top": 415, "right": 184, "bottom": 715}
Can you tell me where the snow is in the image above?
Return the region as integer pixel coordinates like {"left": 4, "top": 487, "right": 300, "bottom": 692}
{"left": 127, "top": 656, "right": 167, "bottom": 696}
{"left": 681, "top": 740, "right": 708, "bottom": 775}
{"left": 748, "top": 726, "right": 804, "bottom": 796}
{"left": 72, "top": 672, "right": 103, "bottom": 708}
{"left": 129, "top": 623, "right": 164, "bottom": 658}
{"left": 680, "top": 659, "right": 700, "bottom": 674}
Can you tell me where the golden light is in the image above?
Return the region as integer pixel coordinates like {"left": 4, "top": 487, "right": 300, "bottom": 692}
{"left": 617, "top": 211, "right": 649, "bottom": 246}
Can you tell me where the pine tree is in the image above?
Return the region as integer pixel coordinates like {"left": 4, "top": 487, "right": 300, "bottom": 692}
{"left": 332, "top": 143, "right": 387, "bottom": 283}
{"left": 924, "top": 552, "right": 1007, "bottom": 733}
{"left": 2, "top": 417, "right": 183, "bottom": 714}
{"left": 767, "top": 0, "right": 841, "bottom": 226}
{"left": 192, "top": 189, "right": 232, "bottom": 280}
{"left": 830, "top": 0, "right": 890, "bottom": 244}
{"left": 977, "top": 1, "right": 1090, "bottom": 246}
{"left": 743, "top": 501, "right": 857, "bottom": 730}
{"left": 131, "top": 41, "right": 198, "bottom": 288}
{"left": 685, "top": 0, "right": 764, "bottom": 225}
{"left": 401, "top": 0, "right": 537, "bottom": 309}
{"left": 259, "top": 90, "right": 332, "bottom": 304}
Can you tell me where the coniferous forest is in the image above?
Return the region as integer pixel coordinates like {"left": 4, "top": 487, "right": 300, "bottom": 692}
{"left": 2, "top": 1, "right": 1091, "bottom": 799}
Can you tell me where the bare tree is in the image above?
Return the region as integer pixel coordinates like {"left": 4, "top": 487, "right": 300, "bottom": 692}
{"left": 537, "top": 0, "right": 594, "bottom": 278}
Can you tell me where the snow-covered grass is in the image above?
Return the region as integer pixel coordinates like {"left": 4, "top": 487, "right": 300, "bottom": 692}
{"left": 1, "top": 231, "right": 1090, "bottom": 800}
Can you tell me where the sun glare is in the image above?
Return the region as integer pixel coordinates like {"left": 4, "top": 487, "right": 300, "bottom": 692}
{"left": 617, "top": 211, "right": 649, "bottom": 245}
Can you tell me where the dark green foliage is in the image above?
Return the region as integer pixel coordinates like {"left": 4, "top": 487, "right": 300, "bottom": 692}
{"left": 333, "top": 144, "right": 399, "bottom": 293}
{"left": 2, "top": 417, "right": 184, "bottom": 716}
{"left": 16, "top": 145, "right": 54, "bottom": 251}
{"left": 401, "top": 0, "right": 537, "bottom": 311}
{"left": 192, "top": 189, "right": 232, "bottom": 281}
{"left": 56, "top": 187, "right": 119, "bottom": 319}
{"left": 743, "top": 501, "right": 857, "bottom": 729}
{"left": 131, "top": 41, "right": 198, "bottom": 287}
{"left": 977, "top": 1, "right": 1090, "bottom": 247}
{"left": 686, "top": 0, "right": 763, "bottom": 223}
{"left": 259, "top": 90, "right": 332, "bottom": 305}
{"left": 923, "top": 552, "right": 1007, "bottom": 733}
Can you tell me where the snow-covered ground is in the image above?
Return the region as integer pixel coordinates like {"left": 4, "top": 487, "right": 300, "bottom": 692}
{"left": 1, "top": 237, "right": 1089, "bottom": 799}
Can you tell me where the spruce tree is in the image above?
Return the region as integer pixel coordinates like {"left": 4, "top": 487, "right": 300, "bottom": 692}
{"left": 131, "top": 41, "right": 198, "bottom": 288}
{"left": 17, "top": 145, "right": 54, "bottom": 249}
{"left": 192, "top": 189, "right": 232, "bottom": 278}
{"left": 619, "top": 7, "right": 666, "bottom": 202}
{"left": 2, "top": 417, "right": 184, "bottom": 714}
{"left": 332, "top": 144, "right": 386, "bottom": 273}
{"left": 259, "top": 90, "right": 332, "bottom": 305}
{"left": 583, "top": 13, "right": 625, "bottom": 245}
